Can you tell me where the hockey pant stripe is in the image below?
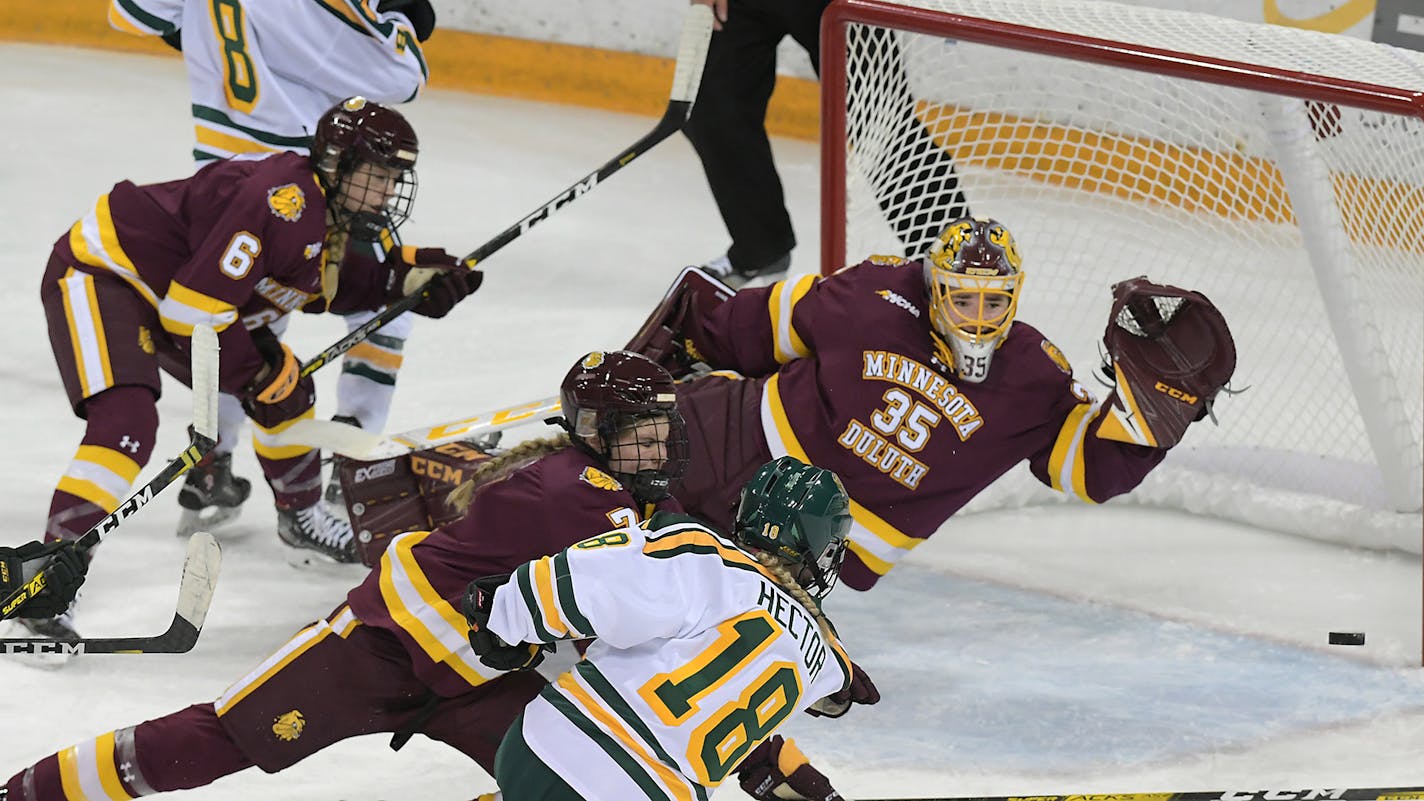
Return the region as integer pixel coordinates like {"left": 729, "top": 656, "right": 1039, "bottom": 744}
{"left": 215, "top": 606, "right": 359, "bottom": 715}
{"left": 377, "top": 531, "right": 502, "bottom": 687}
{"left": 57, "top": 270, "right": 114, "bottom": 399}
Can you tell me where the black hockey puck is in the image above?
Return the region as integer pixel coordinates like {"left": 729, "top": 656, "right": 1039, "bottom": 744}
{"left": 1328, "top": 631, "right": 1366, "bottom": 646}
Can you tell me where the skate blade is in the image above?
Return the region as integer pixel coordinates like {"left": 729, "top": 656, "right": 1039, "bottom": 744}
{"left": 282, "top": 548, "right": 366, "bottom": 572}
{"left": 177, "top": 505, "right": 243, "bottom": 538}
{"left": 0, "top": 619, "right": 75, "bottom": 670}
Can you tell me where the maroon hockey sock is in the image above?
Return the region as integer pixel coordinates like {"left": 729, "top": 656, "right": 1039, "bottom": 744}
{"left": 261, "top": 448, "right": 323, "bottom": 510}
{"left": 45, "top": 386, "right": 159, "bottom": 542}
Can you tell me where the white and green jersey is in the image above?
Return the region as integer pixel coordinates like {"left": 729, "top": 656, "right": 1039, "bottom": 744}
{"left": 109, "top": 0, "right": 428, "bottom": 163}
{"left": 487, "top": 512, "right": 855, "bottom": 801}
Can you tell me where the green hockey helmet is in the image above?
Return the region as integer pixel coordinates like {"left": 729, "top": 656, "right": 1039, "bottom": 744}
{"left": 734, "top": 457, "right": 852, "bottom": 599}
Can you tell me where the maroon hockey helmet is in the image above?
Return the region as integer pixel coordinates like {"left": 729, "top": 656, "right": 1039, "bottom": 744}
{"left": 311, "top": 97, "right": 419, "bottom": 241}
{"left": 559, "top": 351, "right": 689, "bottom": 503}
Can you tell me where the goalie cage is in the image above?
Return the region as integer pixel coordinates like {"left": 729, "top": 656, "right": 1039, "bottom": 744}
{"left": 820, "top": 0, "right": 1423, "bottom": 656}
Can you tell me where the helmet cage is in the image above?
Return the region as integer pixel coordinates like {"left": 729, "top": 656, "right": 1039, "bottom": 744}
{"left": 312, "top": 97, "right": 420, "bottom": 242}
{"left": 925, "top": 217, "right": 1025, "bottom": 382}
{"left": 559, "top": 351, "right": 688, "bottom": 504}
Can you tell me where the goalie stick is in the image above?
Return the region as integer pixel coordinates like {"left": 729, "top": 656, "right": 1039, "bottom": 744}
{"left": 274, "top": 395, "right": 562, "bottom": 460}
{"left": 0, "top": 324, "right": 219, "bottom": 621}
{"left": 862, "top": 787, "right": 1424, "bottom": 801}
{"left": 296, "top": 3, "right": 715, "bottom": 380}
{"left": 0, "top": 531, "right": 221, "bottom": 655}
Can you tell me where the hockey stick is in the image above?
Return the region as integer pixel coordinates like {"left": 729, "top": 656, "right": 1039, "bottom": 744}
{"left": 861, "top": 787, "right": 1424, "bottom": 801}
{"left": 0, "top": 324, "right": 219, "bottom": 621}
{"left": 0, "top": 531, "right": 221, "bottom": 655}
{"left": 274, "top": 395, "right": 562, "bottom": 460}
{"left": 297, "top": 3, "right": 715, "bottom": 379}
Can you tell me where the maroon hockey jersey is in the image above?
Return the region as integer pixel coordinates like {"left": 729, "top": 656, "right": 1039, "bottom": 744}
{"left": 345, "top": 446, "right": 683, "bottom": 696}
{"left": 60, "top": 152, "right": 392, "bottom": 392}
{"left": 689, "top": 257, "right": 1166, "bottom": 590}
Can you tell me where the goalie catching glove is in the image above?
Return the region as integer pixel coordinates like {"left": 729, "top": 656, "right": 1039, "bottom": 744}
{"left": 386, "top": 246, "right": 484, "bottom": 319}
{"left": 737, "top": 736, "right": 845, "bottom": 801}
{"left": 0, "top": 539, "right": 89, "bottom": 620}
{"left": 1097, "top": 276, "right": 1236, "bottom": 449}
{"left": 461, "top": 573, "right": 552, "bottom": 671}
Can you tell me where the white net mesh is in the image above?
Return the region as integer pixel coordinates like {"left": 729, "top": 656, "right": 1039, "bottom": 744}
{"left": 833, "top": 0, "right": 1424, "bottom": 551}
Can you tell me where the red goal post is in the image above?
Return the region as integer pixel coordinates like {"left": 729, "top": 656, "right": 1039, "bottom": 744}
{"left": 819, "top": 0, "right": 1424, "bottom": 659}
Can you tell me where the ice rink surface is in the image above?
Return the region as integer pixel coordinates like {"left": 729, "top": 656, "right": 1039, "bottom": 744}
{"left": 1, "top": 43, "right": 1421, "bottom": 800}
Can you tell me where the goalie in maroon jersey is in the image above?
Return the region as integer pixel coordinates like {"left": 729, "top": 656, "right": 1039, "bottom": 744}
{"left": 1, "top": 350, "right": 700, "bottom": 800}
{"left": 0, "top": 97, "right": 483, "bottom": 642}
{"left": 632, "top": 215, "right": 1235, "bottom": 591}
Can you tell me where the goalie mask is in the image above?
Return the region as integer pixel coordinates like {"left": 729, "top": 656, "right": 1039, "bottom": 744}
{"left": 924, "top": 217, "right": 1025, "bottom": 383}
{"left": 734, "top": 457, "right": 851, "bottom": 600}
{"left": 559, "top": 351, "right": 690, "bottom": 505}
{"left": 312, "top": 97, "right": 419, "bottom": 242}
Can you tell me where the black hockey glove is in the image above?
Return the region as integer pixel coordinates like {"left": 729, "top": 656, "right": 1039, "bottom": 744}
{"left": 461, "top": 574, "right": 551, "bottom": 671}
{"left": 378, "top": 0, "right": 436, "bottom": 41}
{"left": 737, "top": 736, "right": 844, "bottom": 801}
{"left": 805, "top": 660, "right": 880, "bottom": 718}
{"left": 386, "top": 247, "right": 483, "bottom": 319}
{"left": 238, "top": 327, "right": 316, "bottom": 428}
{"left": 0, "top": 539, "right": 88, "bottom": 619}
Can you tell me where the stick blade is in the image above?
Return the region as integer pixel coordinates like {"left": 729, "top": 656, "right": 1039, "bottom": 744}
{"left": 670, "top": 3, "right": 714, "bottom": 104}
{"left": 271, "top": 418, "right": 388, "bottom": 460}
{"left": 189, "top": 325, "right": 220, "bottom": 443}
{"left": 176, "top": 530, "right": 221, "bottom": 633}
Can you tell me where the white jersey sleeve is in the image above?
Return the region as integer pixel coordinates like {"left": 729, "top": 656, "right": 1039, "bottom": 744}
{"left": 488, "top": 514, "right": 858, "bottom": 799}
{"left": 111, "top": 0, "right": 428, "bottom": 163}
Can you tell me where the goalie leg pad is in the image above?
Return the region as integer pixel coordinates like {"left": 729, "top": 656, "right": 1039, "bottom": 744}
{"left": 624, "top": 265, "right": 735, "bottom": 379}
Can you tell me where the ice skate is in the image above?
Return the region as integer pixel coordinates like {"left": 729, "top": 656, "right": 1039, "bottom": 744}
{"left": 177, "top": 451, "right": 252, "bottom": 537}
{"left": 277, "top": 501, "right": 361, "bottom": 566}
{"left": 701, "top": 251, "right": 790, "bottom": 290}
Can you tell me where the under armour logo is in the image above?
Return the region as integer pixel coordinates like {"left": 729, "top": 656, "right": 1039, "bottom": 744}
{"left": 119, "top": 761, "right": 136, "bottom": 783}
{"left": 118, "top": 436, "right": 141, "bottom": 454}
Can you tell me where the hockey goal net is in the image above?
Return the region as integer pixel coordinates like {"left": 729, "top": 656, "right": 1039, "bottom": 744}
{"left": 822, "top": 0, "right": 1424, "bottom": 556}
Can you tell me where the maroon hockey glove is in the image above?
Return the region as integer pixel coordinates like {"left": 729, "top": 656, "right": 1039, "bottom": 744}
{"left": 737, "top": 736, "right": 844, "bottom": 801}
{"left": 461, "top": 574, "right": 551, "bottom": 671}
{"left": 1097, "top": 277, "right": 1236, "bottom": 449}
{"left": 1, "top": 539, "right": 88, "bottom": 620}
{"left": 389, "top": 246, "right": 483, "bottom": 319}
{"left": 239, "top": 327, "right": 316, "bottom": 427}
{"left": 806, "top": 660, "right": 880, "bottom": 718}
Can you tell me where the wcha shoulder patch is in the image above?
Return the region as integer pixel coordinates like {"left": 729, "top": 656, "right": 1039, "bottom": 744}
{"left": 267, "top": 183, "right": 306, "bottom": 222}
{"left": 579, "top": 466, "right": 624, "bottom": 492}
{"left": 1041, "top": 339, "right": 1073, "bottom": 375}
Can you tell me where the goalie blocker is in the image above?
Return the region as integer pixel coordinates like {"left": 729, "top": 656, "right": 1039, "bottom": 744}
{"left": 1097, "top": 276, "right": 1236, "bottom": 449}
{"left": 337, "top": 440, "right": 493, "bottom": 566}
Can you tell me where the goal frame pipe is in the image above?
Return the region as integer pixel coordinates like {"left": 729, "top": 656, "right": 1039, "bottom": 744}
{"left": 819, "top": 0, "right": 1424, "bottom": 277}
{"left": 818, "top": 0, "right": 1424, "bottom": 666}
